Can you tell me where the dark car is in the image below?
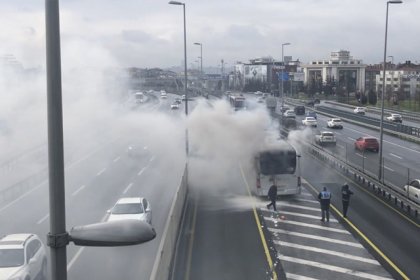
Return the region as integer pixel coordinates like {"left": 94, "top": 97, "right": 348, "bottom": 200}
{"left": 306, "top": 111, "right": 317, "bottom": 119}
{"left": 306, "top": 100, "right": 315, "bottom": 107}
{"left": 294, "top": 106, "right": 305, "bottom": 115}
{"left": 354, "top": 137, "right": 379, "bottom": 152}
{"left": 314, "top": 98, "right": 320, "bottom": 104}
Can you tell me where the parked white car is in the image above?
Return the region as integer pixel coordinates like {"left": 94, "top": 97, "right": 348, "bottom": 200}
{"left": 107, "top": 197, "right": 152, "bottom": 224}
{"left": 327, "top": 118, "right": 343, "bottom": 129}
{"left": 0, "top": 234, "right": 47, "bottom": 280}
{"left": 302, "top": 117, "right": 318, "bottom": 127}
{"left": 403, "top": 179, "right": 420, "bottom": 204}
{"left": 354, "top": 107, "right": 366, "bottom": 115}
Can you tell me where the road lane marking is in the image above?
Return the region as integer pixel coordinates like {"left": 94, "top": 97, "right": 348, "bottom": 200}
{"left": 96, "top": 168, "right": 106, "bottom": 176}
{"left": 273, "top": 202, "right": 321, "bottom": 212}
{"left": 293, "top": 198, "right": 319, "bottom": 204}
{"left": 149, "top": 155, "right": 155, "bottom": 162}
{"left": 269, "top": 228, "right": 361, "bottom": 247}
{"left": 337, "top": 144, "right": 345, "bottom": 149}
{"left": 389, "top": 153, "right": 402, "bottom": 159}
{"left": 123, "top": 183, "right": 133, "bottom": 194}
{"left": 261, "top": 209, "right": 338, "bottom": 222}
{"left": 286, "top": 273, "right": 319, "bottom": 280}
{"left": 304, "top": 180, "right": 412, "bottom": 279}
{"left": 277, "top": 255, "right": 392, "bottom": 280}
{"left": 138, "top": 167, "right": 147, "bottom": 176}
{"left": 113, "top": 156, "right": 121, "bottom": 162}
{"left": 264, "top": 217, "right": 349, "bottom": 234}
{"left": 239, "top": 164, "right": 278, "bottom": 280}
{"left": 276, "top": 241, "right": 379, "bottom": 265}
{"left": 334, "top": 131, "right": 342, "bottom": 135}
{"left": 0, "top": 180, "right": 47, "bottom": 213}
{"left": 36, "top": 213, "right": 49, "bottom": 225}
{"left": 67, "top": 247, "right": 85, "bottom": 271}
{"left": 347, "top": 137, "right": 356, "bottom": 141}
{"left": 71, "top": 185, "right": 86, "bottom": 197}
{"left": 355, "top": 153, "right": 367, "bottom": 159}
{"left": 384, "top": 166, "right": 394, "bottom": 172}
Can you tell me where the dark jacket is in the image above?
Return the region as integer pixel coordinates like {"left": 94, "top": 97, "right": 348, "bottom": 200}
{"left": 318, "top": 190, "right": 331, "bottom": 207}
{"left": 342, "top": 185, "right": 354, "bottom": 201}
{"left": 268, "top": 185, "right": 277, "bottom": 200}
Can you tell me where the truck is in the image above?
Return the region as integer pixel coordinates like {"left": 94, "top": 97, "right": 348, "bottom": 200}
{"left": 315, "top": 131, "right": 336, "bottom": 146}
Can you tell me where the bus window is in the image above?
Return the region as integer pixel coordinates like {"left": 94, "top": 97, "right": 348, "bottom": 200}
{"left": 259, "top": 151, "right": 296, "bottom": 175}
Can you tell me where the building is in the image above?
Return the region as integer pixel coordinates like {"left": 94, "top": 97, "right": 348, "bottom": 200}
{"left": 301, "top": 50, "right": 366, "bottom": 95}
{"left": 376, "top": 61, "right": 420, "bottom": 101}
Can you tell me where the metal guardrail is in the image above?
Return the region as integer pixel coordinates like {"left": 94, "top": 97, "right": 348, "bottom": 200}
{"left": 307, "top": 143, "right": 419, "bottom": 219}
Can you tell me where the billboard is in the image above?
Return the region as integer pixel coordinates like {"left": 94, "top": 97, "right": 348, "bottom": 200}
{"left": 244, "top": 65, "right": 267, "bottom": 81}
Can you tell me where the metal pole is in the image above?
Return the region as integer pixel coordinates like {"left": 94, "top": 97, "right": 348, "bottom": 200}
{"left": 182, "top": 3, "right": 189, "bottom": 157}
{"left": 200, "top": 44, "right": 203, "bottom": 78}
{"left": 45, "top": 0, "right": 68, "bottom": 279}
{"left": 281, "top": 44, "right": 284, "bottom": 107}
{"left": 379, "top": 0, "right": 402, "bottom": 181}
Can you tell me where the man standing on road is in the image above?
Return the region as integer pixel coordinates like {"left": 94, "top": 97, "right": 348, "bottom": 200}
{"left": 266, "top": 184, "right": 278, "bottom": 211}
{"left": 341, "top": 183, "right": 354, "bottom": 218}
{"left": 318, "top": 187, "right": 331, "bottom": 222}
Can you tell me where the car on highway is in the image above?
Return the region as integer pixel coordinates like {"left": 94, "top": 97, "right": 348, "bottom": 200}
{"left": 403, "top": 179, "right": 420, "bottom": 204}
{"left": 127, "top": 145, "right": 148, "bottom": 158}
{"left": 174, "top": 98, "right": 182, "bottom": 104}
{"left": 315, "top": 131, "right": 337, "bottom": 146}
{"left": 107, "top": 197, "right": 152, "bottom": 224}
{"left": 354, "top": 137, "right": 379, "bottom": 152}
{"left": 386, "top": 113, "right": 403, "bottom": 123}
{"left": 257, "top": 97, "right": 264, "bottom": 103}
{"left": 254, "top": 91, "right": 262, "bottom": 95}
{"left": 354, "top": 107, "right": 366, "bottom": 115}
{"left": 171, "top": 102, "right": 180, "bottom": 110}
{"left": 279, "top": 106, "right": 290, "bottom": 114}
{"left": 0, "top": 234, "right": 47, "bottom": 280}
{"left": 306, "top": 111, "right": 317, "bottom": 119}
{"left": 294, "top": 105, "right": 305, "bottom": 115}
{"left": 302, "top": 117, "right": 318, "bottom": 127}
{"left": 283, "top": 110, "right": 296, "bottom": 118}
{"left": 327, "top": 118, "right": 343, "bottom": 129}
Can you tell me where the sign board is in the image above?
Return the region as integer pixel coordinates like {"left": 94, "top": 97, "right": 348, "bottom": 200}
{"left": 290, "top": 72, "right": 304, "bottom": 82}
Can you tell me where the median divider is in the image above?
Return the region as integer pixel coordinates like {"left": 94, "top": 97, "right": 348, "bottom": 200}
{"left": 149, "top": 164, "right": 189, "bottom": 280}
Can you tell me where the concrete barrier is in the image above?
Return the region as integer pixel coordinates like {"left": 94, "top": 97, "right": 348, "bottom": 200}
{"left": 149, "top": 165, "right": 189, "bottom": 280}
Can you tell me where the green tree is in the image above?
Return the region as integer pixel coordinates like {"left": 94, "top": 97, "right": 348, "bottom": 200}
{"left": 368, "top": 89, "right": 377, "bottom": 105}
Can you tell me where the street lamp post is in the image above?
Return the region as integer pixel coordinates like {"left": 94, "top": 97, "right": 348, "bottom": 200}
{"left": 378, "top": 0, "right": 402, "bottom": 181}
{"left": 194, "top": 42, "right": 203, "bottom": 78}
{"left": 281, "top": 43, "right": 290, "bottom": 107}
{"left": 169, "top": 1, "right": 189, "bottom": 157}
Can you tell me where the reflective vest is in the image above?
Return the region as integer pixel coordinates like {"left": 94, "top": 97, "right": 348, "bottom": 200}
{"left": 320, "top": 191, "right": 331, "bottom": 200}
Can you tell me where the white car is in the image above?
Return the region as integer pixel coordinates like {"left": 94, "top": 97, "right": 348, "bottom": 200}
{"left": 0, "top": 234, "right": 47, "bottom": 280}
{"left": 403, "top": 179, "right": 420, "bottom": 204}
{"left": 386, "top": 113, "right": 403, "bottom": 123}
{"left": 107, "top": 197, "right": 152, "bottom": 224}
{"left": 302, "top": 117, "right": 318, "bottom": 127}
{"left": 283, "top": 110, "right": 296, "bottom": 118}
{"left": 354, "top": 107, "right": 366, "bottom": 115}
{"left": 254, "top": 91, "right": 262, "bottom": 95}
{"left": 171, "top": 103, "right": 179, "bottom": 110}
{"left": 315, "top": 131, "right": 337, "bottom": 146}
{"left": 327, "top": 118, "right": 343, "bottom": 129}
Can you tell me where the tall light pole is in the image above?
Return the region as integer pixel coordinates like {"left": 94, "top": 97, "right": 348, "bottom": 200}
{"left": 169, "top": 1, "right": 189, "bottom": 157}
{"left": 378, "top": 0, "right": 403, "bottom": 182}
{"left": 194, "top": 42, "right": 203, "bottom": 78}
{"left": 281, "top": 42, "right": 290, "bottom": 107}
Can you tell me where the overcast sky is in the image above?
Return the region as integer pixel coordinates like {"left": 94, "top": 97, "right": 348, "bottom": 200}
{"left": 1, "top": 0, "right": 419, "bottom": 69}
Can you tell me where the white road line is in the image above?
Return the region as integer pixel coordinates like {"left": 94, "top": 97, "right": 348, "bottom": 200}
{"left": 67, "top": 247, "right": 85, "bottom": 271}
{"left": 334, "top": 131, "right": 342, "bottom": 135}
{"left": 138, "top": 167, "right": 147, "bottom": 176}
{"left": 389, "top": 153, "right": 402, "bottom": 159}
{"left": 286, "top": 273, "right": 319, "bottom": 280}
{"left": 337, "top": 144, "right": 345, "bottom": 149}
{"left": 149, "top": 155, "right": 155, "bottom": 162}
{"left": 96, "top": 168, "right": 106, "bottom": 176}
{"left": 355, "top": 153, "right": 367, "bottom": 158}
{"left": 0, "top": 180, "right": 47, "bottom": 213}
{"left": 261, "top": 209, "right": 338, "bottom": 222}
{"left": 347, "top": 137, "right": 356, "bottom": 141}
{"left": 384, "top": 166, "right": 394, "bottom": 172}
{"left": 36, "top": 213, "right": 50, "bottom": 225}
{"left": 71, "top": 185, "right": 86, "bottom": 197}
{"left": 269, "top": 228, "right": 363, "bottom": 248}
{"left": 293, "top": 198, "right": 319, "bottom": 204}
{"left": 123, "top": 183, "right": 133, "bottom": 194}
{"left": 278, "top": 255, "right": 392, "bottom": 280}
{"left": 265, "top": 217, "right": 349, "bottom": 234}
{"left": 113, "top": 156, "right": 121, "bottom": 162}
{"left": 276, "top": 202, "right": 321, "bottom": 212}
{"left": 276, "top": 241, "right": 379, "bottom": 265}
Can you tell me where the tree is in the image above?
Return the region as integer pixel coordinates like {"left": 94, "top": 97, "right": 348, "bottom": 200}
{"left": 368, "top": 89, "right": 377, "bottom": 105}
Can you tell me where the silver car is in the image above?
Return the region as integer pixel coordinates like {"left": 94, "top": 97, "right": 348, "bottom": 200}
{"left": 107, "top": 197, "right": 152, "bottom": 224}
{"left": 0, "top": 234, "right": 47, "bottom": 280}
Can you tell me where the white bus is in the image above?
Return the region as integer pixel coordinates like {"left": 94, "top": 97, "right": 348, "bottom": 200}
{"left": 254, "top": 141, "right": 301, "bottom": 196}
{"left": 229, "top": 94, "right": 246, "bottom": 111}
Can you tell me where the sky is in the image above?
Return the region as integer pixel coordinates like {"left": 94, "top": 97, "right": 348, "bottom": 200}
{"left": 1, "top": 0, "right": 419, "bottom": 70}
